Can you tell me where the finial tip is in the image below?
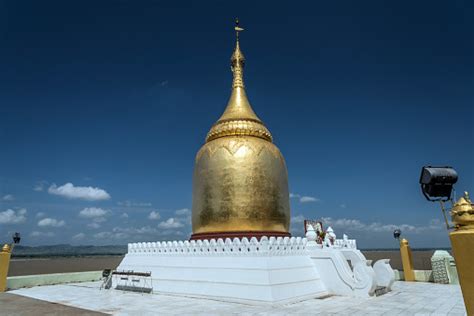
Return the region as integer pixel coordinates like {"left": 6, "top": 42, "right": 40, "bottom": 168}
{"left": 234, "top": 18, "right": 244, "bottom": 34}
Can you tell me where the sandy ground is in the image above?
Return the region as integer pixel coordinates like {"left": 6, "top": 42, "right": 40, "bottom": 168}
{"left": 8, "top": 256, "right": 124, "bottom": 277}
{"left": 8, "top": 250, "right": 438, "bottom": 276}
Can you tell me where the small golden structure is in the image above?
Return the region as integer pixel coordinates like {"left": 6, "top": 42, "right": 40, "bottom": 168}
{"left": 451, "top": 191, "right": 474, "bottom": 229}
{"left": 191, "top": 20, "right": 290, "bottom": 240}
{"left": 449, "top": 192, "right": 474, "bottom": 315}
{"left": 399, "top": 238, "right": 415, "bottom": 282}
{"left": 1, "top": 244, "right": 10, "bottom": 253}
{"left": 0, "top": 244, "right": 12, "bottom": 292}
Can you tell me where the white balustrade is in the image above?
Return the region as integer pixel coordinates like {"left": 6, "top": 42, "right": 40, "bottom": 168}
{"left": 333, "top": 238, "right": 357, "bottom": 249}
{"left": 127, "top": 236, "right": 308, "bottom": 256}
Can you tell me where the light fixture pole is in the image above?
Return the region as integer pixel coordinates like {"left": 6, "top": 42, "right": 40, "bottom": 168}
{"left": 393, "top": 229, "right": 415, "bottom": 281}
{"left": 419, "top": 166, "right": 472, "bottom": 315}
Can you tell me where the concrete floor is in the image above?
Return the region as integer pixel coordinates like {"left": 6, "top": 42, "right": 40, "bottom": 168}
{"left": 0, "top": 292, "right": 105, "bottom": 316}
{"left": 8, "top": 281, "right": 466, "bottom": 315}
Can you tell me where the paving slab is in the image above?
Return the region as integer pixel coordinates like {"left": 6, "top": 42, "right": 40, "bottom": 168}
{"left": 0, "top": 292, "right": 105, "bottom": 316}
{"left": 8, "top": 281, "right": 466, "bottom": 315}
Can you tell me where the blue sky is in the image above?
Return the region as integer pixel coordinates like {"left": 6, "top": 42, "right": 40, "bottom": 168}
{"left": 0, "top": 0, "right": 472, "bottom": 248}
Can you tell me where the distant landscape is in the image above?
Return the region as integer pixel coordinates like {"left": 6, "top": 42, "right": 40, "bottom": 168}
{"left": 5, "top": 244, "right": 453, "bottom": 276}
{"left": 11, "top": 244, "right": 128, "bottom": 258}
{"left": 9, "top": 244, "right": 450, "bottom": 258}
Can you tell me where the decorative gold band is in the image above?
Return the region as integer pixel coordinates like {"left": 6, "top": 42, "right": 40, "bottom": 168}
{"left": 206, "top": 119, "right": 273, "bottom": 142}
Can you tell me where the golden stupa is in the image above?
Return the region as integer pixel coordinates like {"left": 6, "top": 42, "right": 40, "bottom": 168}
{"left": 191, "top": 21, "right": 291, "bottom": 240}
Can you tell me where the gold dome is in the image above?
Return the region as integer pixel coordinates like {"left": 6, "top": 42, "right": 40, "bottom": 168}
{"left": 191, "top": 22, "right": 290, "bottom": 240}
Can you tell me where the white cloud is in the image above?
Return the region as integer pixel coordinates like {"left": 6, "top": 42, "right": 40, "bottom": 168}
{"left": 429, "top": 218, "right": 442, "bottom": 227}
{"left": 93, "top": 231, "right": 114, "bottom": 239}
{"left": 48, "top": 183, "right": 110, "bottom": 201}
{"left": 340, "top": 204, "right": 347, "bottom": 209}
{"left": 72, "top": 233, "right": 85, "bottom": 240}
{"left": 94, "top": 231, "right": 128, "bottom": 240}
{"left": 300, "top": 196, "right": 319, "bottom": 203}
{"left": 174, "top": 208, "right": 192, "bottom": 226}
{"left": 79, "top": 208, "right": 110, "bottom": 228}
{"left": 95, "top": 222, "right": 188, "bottom": 242}
{"left": 120, "top": 213, "right": 129, "bottom": 219}
{"left": 320, "top": 217, "right": 443, "bottom": 234}
{"left": 2, "top": 194, "right": 14, "bottom": 201}
{"left": 30, "top": 231, "right": 55, "bottom": 237}
{"left": 93, "top": 226, "right": 156, "bottom": 240}
{"left": 158, "top": 218, "right": 183, "bottom": 229}
{"left": 291, "top": 215, "right": 305, "bottom": 224}
{"left": 175, "top": 208, "right": 190, "bottom": 216}
{"left": 113, "top": 226, "right": 158, "bottom": 235}
{"left": 289, "top": 193, "right": 320, "bottom": 203}
{"left": 36, "top": 212, "right": 46, "bottom": 218}
{"left": 0, "top": 209, "right": 27, "bottom": 224}
{"left": 148, "top": 211, "right": 161, "bottom": 220}
{"left": 87, "top": 222, "right": 101, "bottom": 229}
{"left": 79, "top": 207, "right": 110, "bottom": 219}
{"left": 117, "top": 200, "right": 152, "bottom": 207}
{"left": 92, "top": 217, "right": 107, "bottom": 223}
{"left": 33, "top": 181, "right": 48, "bottom": 192}
{"left": 160, "top": 229, "right": 184, "bottom": 236}
{"left": 38, "top": 218, "right": 65, "bottom": 227}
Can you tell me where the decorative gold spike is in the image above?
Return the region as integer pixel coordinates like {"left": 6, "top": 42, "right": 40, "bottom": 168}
{"left": 205, "top": 19, "right": 270, "bottom": 142}
{"left": 231, "top": 19, "right": 245, "bottom": 89}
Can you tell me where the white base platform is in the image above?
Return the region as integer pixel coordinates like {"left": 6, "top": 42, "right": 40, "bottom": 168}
{"left": 116, "top": 237, "right": 328, "bottom": 303}
{"left": 115, "top": 233, "right": 395, "bottom": 303}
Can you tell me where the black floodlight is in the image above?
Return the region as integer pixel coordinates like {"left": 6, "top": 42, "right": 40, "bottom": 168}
{"left": 12, "top": 232, "right": 21, "bottom": 244}
{"left": 393, "top": 229, "right": 401, "bottom": 240}
{"left": 420, "top": 166, "right": 458, "bottom": 201}
{"left": 102, "top": 269, "right": 112, "bottom": 278}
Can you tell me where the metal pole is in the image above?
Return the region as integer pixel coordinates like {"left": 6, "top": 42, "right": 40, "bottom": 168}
{"left": 439, "top": 200, "right": 452, "bottom": 230}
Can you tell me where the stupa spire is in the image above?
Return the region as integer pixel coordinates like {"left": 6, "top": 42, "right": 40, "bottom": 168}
{"left": 206, "top": 19, "right": 273, "bottom": 143}
{"left": 231, "top": 18, "right": 245, "bottom": 89}
{"left": 191, "top": 20, "right": 290, "bottom": 241}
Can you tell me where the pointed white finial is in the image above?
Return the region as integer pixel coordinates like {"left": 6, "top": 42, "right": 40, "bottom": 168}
{"left": 306, "top": 224, "right": 317, "bottom": 243}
